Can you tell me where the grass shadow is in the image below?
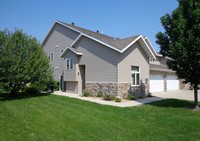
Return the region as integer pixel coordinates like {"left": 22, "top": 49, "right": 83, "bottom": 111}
{"left": 0, "top": 92, "right": 51, "bottom": 101}
{"left": 147, "top": 98, "right": 196, "bottom": 109}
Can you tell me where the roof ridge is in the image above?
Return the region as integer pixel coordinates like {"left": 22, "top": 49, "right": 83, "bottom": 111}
{"left": 58, "top": 21, "right": 116, "bottom": 39}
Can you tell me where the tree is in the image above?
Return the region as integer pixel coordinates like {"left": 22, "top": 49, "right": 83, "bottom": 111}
{"left": 0, "top": 29, "right": 53, "bottom": 94}
{"left": 156, "top": 0, "right": 200, "bottom": 109}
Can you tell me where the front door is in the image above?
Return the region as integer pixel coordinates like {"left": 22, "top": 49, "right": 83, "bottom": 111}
{"left": 79, "top": 65, "right": 86, "bottom": 90}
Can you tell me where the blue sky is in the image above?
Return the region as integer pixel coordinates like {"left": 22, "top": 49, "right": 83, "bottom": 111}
{"left": 0, "top": 0, "right": 178, "bottom": 51}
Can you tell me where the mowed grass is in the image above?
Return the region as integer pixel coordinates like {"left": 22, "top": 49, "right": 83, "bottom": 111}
{"left": 0, "top": 94, "right": 200, "bottom": 141}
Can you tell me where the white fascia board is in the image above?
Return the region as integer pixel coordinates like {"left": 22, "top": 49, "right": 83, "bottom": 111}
{"left": 120, "top": 35, "right": 142, "bottom": 53}
{"left": 60, "top": 47, "right": 82, "bottom": 58}
{"left": 56, "top": 21, "right": 82, "bottom": 34}
{"left": 156, "top": 53, "right": 163, "bottom": 57}
{"left": 140, "top": 37, "right": 156, "bottom": 59}
{"left": 42, "top": 21, "right": 57, "bottom": 46}
{"left": 150, "top": 67, "right": 174, "bottom": 73}
{"left": 70, "top": 34, "right": 83, "bottom": 47}
{"left": 56, "top": 21, "right": 121, "bottom": 53}
{"left": 120, "top": 35, "right": 156, "bottom": 59}
{"left": 51, "top": 21, "right": 156, "bottom": 59}
{"left": 60, "top": 46, "right": 69, "bottom": 58}
{"left": 69, "top": 48, "right": 82, "bottom": 55}
{"left": 144, "top": 37, "right": 158, "bottom": 56}
{"left": 81, "top": 33, "right": 121, "bottom": 52}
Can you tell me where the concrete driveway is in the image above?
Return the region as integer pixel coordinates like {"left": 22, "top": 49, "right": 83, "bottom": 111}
{"left": 54, "top": 90, "right": 199, "bottom": 107}
{"left": 152, "top": 90, "right": 200, "bottom": 101}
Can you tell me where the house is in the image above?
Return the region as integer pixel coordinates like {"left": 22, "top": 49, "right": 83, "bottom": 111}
{"left": 42, "top": 21, "right": 180, "bottom": 97}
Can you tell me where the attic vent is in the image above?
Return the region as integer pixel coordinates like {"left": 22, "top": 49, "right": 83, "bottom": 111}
{"left": 71, "top": 22, "right": 75, "bottom": 26}
{"left": 113, "top": 37, "right": 120, "bottom": 40}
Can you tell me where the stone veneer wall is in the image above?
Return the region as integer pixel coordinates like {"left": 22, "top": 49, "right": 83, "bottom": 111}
{"left": 117, "top": 83, "right": 131, "bottom": 98}
{"left": 86, "top": 83, "right": 118, "bottom": 96}
{"left": 86, "top": 82, "right": 149, "bottom": 98}
{"left": 129, "top": 83, "right": 149, "bottom": 97}
{"left": 180, "top": 80, "right": 192, "bottom": 90}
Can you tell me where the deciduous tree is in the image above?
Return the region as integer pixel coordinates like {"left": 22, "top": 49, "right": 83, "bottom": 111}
{"left": 156, "top": 0, "right": 200, "bottom": 109}
{"left": 0, "top": 29, "right": 53, "bottom": 94}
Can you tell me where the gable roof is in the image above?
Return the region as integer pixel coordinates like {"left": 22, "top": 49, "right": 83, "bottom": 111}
{"left": 61, "top": 46, "right": 82, "bottom": 57}
{"left": 150, "top": 64, "right": 174, "bottom": 72}
{"left": 58, "top": 21, "right": 140, "bottom": 50}
{"left": 43, "top": 20, "right": 156, "bottom": 59}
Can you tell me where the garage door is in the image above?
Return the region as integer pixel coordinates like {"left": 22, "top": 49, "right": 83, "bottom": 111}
{"left": 166, "top": 75, "right": 179, "bottom": 91}
{"left": 66, "top": 81, "right": 78, "bottom": 94}
{"left": 150, "top": 74, "right": 164, "bottom": 92}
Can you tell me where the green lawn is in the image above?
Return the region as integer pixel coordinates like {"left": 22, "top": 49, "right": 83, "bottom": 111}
{"left": 0, "top": 94, "right": 200, "bottom": 141}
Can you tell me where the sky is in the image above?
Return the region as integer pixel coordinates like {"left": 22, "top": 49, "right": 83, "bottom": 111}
{"left": 0, "top": 0, "right": 178, "bottom": 52}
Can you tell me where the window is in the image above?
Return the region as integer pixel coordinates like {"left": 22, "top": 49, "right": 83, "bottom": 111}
{"left": 66, "top": 58, "right": 74, "bottom": 70}
{"left": 49, "top": 52, "right": 54, "bottom": 61}
{"left": 131, "top": 66, "right": 140, "bottom": 86}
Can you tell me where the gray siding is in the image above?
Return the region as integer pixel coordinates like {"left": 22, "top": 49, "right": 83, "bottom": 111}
{"left": 118, "top": 42, "right": 149, "bottom": 84}
{"left": 74, "top": 37, "right": 118, "bottom": 83}
{"left": 151, "top": 56, "right": 167, "bottom": 66}
{"left": 42, "top": 23, "right": 80, "bottom": 80}
{"left": 63, "top": 51, "right": 78, "bottom": 81}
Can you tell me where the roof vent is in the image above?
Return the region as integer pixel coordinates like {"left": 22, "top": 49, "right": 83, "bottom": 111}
{"left": 71, "top": 22, "right": 75, "bottom": 26}
{"left": 96, "top": 30, "right": 100, "bottom": 33}
{"left": 114, "top": 37, "right": 120, "bottom": 40}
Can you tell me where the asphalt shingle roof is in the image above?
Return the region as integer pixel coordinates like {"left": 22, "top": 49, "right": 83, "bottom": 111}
{"left": 59, "top": 21, "right": 140, "bottom": 51}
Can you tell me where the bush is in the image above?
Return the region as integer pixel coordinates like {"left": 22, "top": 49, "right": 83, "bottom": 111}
{"left": 97, "top": 91, "right": 103, "bottom": 97}
{"left": 115, "top": 97, "right": 121, "bottom": 102}
{"left": 53, "top": 80, "right": 59, "bottom": 91}
{"left": 147, "top": 92, "right": 152, "bottom": 97}
{"left": 103, "top": 93, "right": 115, "bottom": 101}
{"left": 34, "top": 80, "right": 59, "bottom": 92}
{"left": 24, "top": 85, "right": 40, "bottom": 95}
{"left": 126, "top": 93, "right": 136, "bottom": 100}
{"left": 82, "top": 89, "right": 92, "bottom": 97}
{"left": 36, "top": 83, "right": 48, "bottom": 92}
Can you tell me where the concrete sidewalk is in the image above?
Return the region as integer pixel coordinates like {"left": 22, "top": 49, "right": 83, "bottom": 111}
{"left": 53, "top": 90, "right": 198, "bottom": 107}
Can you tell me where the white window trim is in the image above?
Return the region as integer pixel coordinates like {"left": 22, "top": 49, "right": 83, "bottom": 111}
{"left": 66, "top": 58, "right": 75, "bottom": 70}
{"left": 131, "top": 66, "right": 140, "bottom": 86}
{"left": 49, "top": 52, "right": 54, "bottom": 61}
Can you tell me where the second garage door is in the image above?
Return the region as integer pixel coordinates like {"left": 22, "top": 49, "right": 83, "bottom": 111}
{"left": 149, "top": 74, "right": 164, "bottom": 92}
{"left": 166, "top": 75, "right": 179, "bottom": 91}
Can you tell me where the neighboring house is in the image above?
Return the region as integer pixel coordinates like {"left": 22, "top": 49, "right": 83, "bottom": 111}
{"left": 42, "top": 21, "right": 180, "bottom": 96}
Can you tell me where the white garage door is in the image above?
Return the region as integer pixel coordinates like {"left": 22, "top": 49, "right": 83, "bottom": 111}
{"left": 167, "top": 75, "right": 179, "bottom": 91}
{"left": 150, "top": 74, "right": 164, "bottom": 92}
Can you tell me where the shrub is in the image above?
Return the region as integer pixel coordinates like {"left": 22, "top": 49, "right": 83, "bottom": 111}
{"left": 24, "top": 85, "right": 40, "bottom": 95}
{"left": 82, "top": 89, "right": 92, "bottom": 97}
{"left": 126, "top": 93, "right": 136, "bottom": 100}
{"left": 103, "top": 93, "right": 115, "bottom": 101}
{"left": 115, "top": 97, "right": 121, "bottom": 102}
{"left": 97, "top": 91, "right": 103, "bottom": 97}
{"left": 53, "top": 80, "right": 59, "bottom": 91}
